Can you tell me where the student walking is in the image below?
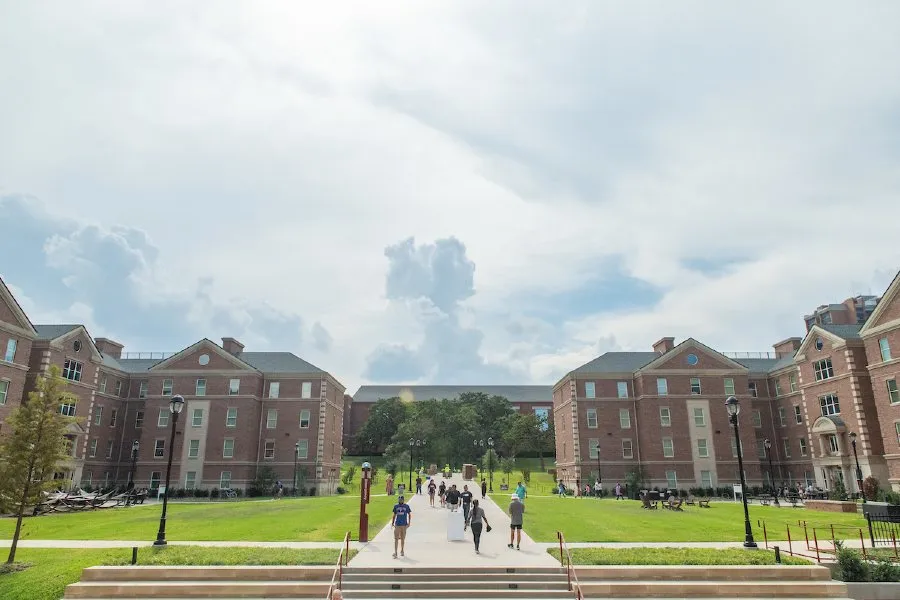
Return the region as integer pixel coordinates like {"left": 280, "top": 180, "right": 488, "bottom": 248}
{"left": 480, "top": 478, "right": 487, "bottom": 499}
{"left": 515, "top": 481, "right": 527, "bottom": 502}
{"left": 439, "top": 481, "right": 447, "bottom": 507}
{"left": 447, "top": 484, "right": 461, "bottom": 512}
{"left": 460, "top": 485, "right": 474, "bottom": 521}
{"left": 415, "top": 476, "right": 423, "bottom": 495}
{"left": 615, "top": 482, "right": 623, "bottom": 500}
{"left": 464, "top": 499, "right": 491, "bottom": 553}
{"left": 391, "top": 495, "right": 412, "bottom": 559}
{"left": 508, "top": 494, "right": 525, "bottom": 550}
{"left": 428, "top": 479, "right": 437, "bottom": 507}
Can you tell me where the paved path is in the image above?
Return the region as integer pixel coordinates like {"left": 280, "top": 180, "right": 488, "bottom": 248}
{"left": 349, "top": 474, "right": 558, "bottom": 567}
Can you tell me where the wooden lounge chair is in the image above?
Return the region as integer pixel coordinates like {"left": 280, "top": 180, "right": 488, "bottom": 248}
{"left": 698, "top": 497, "right": 711, "bottom": 508}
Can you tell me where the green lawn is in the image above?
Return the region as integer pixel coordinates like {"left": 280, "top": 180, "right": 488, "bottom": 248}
{"left": 523, "top": 497, "right": 868, "bottom": 542}
{"left": 555, "top": 547, "right": 811, "bottom": 565}
{"left": 0, "top": 546, "right": 351, "bottom": 600}
{"left": 0, "top": 495, "right": 394, "bottom": 542}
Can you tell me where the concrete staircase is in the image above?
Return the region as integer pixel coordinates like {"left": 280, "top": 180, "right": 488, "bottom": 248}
{"left": 62, "top": 563, "right": 853, "bottom": 599}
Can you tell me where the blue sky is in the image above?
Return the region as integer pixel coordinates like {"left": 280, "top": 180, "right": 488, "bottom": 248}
{"left": 1, "top": 1, "right": 899, "bottom": 391}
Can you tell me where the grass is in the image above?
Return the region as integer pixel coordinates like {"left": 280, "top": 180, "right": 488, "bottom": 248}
{"left": 0, "top": 546, "right": 351, "bottom": 600}
{"left": 523, "top": 497, "right": 868, "bottom": 542}
{"left": 0, "top": 495, "right": 394, "bottom": 542}
{"left": 554, "top": 547, "right": 811, "bottom": 565}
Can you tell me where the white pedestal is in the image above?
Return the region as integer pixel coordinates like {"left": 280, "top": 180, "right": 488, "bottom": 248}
{"left": 447, "top": 508, "right": 466, "bottom": 541}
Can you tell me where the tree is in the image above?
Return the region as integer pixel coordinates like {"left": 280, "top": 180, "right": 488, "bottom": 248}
{"left": 500, "top": 457, "right": 515, "bottom": 484}
{"left": 624, "top": 465, "right": 649, "bottom": 499}
{"left": 354, "top": 397, "right": 410, "bottom": 453}
{"left": 0, "top": 366, "right": 78, "bottom": 564}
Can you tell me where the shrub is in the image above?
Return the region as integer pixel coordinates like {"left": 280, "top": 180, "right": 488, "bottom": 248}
{"left": 342, "top": 465, "right": 357, "bottom": 485}
{"left": 175, "top": 488, "right": 186, "bottom": 498}
{"left": 336, "top": 486, "right": 347, "bottom": 495}
{"left": 829, "top": 479, "right": 848, "bottom": 501}
{"left": 863, "top": 476, "right": 880, "bottom": 501}
{"left": 835, "top": 542, "right": 868, "bottom": 582}
{"left": 210, "top": 488, "right": 220, "bottom": 499}
{"left": 520, "top": 468, "right": 531, "bottom": 484}
{"left": 884, "top": 490, "right": 900, "bottom": 506}
{"left": 547, "top": 469, "right": 557, "bottom": 479}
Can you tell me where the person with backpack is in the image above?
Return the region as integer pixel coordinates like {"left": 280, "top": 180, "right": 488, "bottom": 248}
{"left": 446, "top": 484, "right": 461, "bottom": 512}
{"left": 464, "top": 499, "right": 491, "bottom": 553}
{"left": 438, "top": 481, "right": 447, "bottom": 507}
{"left": 428, "top": 479, "right": 437, "bottom": 507}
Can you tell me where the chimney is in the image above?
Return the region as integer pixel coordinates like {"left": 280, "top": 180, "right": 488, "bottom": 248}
{"left": 94, "top": 338, "right": 124, "bottom": 359}
{"left": 773, "top": 337, "right": 802, "bottom": 358}
{"left": 222, "top": 337, "right": 245, "bottom": 356}
{"left": 652, "top": 337, "right": 675, "bottom": 354}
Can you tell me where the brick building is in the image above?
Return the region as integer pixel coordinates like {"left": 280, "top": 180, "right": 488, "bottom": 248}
{"left": 0, "top": 277, "right": 346, "bottom": 494}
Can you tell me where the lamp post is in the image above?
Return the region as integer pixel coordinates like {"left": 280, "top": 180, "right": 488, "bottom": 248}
{"left": 293, "top": 441, "right": 300, "bottom": 496}
{"left": 474, "top": 438, "right": 495, "bottom": 492}
{"left": 849, "top": 432, "right": 865, "bottom": 504}
{"left": 763, "top": 439, "right": 779, "bottom": 506}
{"left": 153, "top": 395, "right": 184, "bottom": 546}
{"left": 127, "top": 440, "right": 139, "bottom": 506}
{"left": 725, "top": 396, "right": 757, "bottom": 549}
{"left": 408, "top": 438, "right": 414, "bottom": 490}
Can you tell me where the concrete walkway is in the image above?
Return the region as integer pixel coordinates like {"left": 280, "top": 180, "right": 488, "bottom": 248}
{"left": 349, "top": 474, "right": 558, "bottom": 567}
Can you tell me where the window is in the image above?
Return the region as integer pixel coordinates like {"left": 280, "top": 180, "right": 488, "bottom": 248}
{"left": 757, "top": 439, "right": 767, "bottom": 459}
{"left": 724, "top": 378, "right": 735, "bottom": 396}
{"left": 188, "top": 439, "right": 200, "bottom": 458}
{"left": 89, "top": 439, "right": 98, "bottom": 458}
{"left": 185, "top": 472, "right": 197, "bottom": 489}
{"left": 805, "top": 471, "right": 814, "bottom": 487}
{"left": 794, "top": 405, "right": 803, "bottom": 424}
{"left": 135, "top": 411, "right": 144, "bottom": 428}
{"left": 693, "top": 407, "right": 705, "bottom": 426}
{"left": 150, "top": 472, "right": 161, "bottom": 489}
{"left": 301, "top": 382, "right": 312, "bottom": 399}
{"left": 584, "top": 382, "right": 596, "bottom": 398}
{"left": 115, "top": 381, "right": 122, "bottom": 396}
{"left": 748, "top": 381, "right": 758, "bottom": 397}
{"left": 665, "top": 470, "right": 677, "bottom": 490}
{"left": 586, "top": 409, "right": 598, "bottom": 429}
{"left": 588, "top": 439, "right": 599, "bottom": 459}
{"left": 195, "top": 379, "right": 206, "bottom": 396}
{"left": 619, "top": 408, "right": 631, "bottom": 429}
{"left": 622, "top": 439, "right": 633, "bottom": 459}
{"left": 789, "top": 373, "right": 798, "bottom": 393}
{"left": 617, "top": 381, "right": 628, "bottom": 398}
{"left": 223, "top": 439, "right": 235, "bottom": 458}
{"left": 94, "top": 406, "right": 104, "bottom": 426}
{"left": 139, "top": 381, "right": 148, "bottom": 399}
{"left": 782, "top": 438, "right": 791, "bottom": 458}
{"left": 697, "top": 438, "right": 708, "bottom": 458}
{"left": 774, "top": 379, "right": 782, "bottom": 396}
{"left": 226, "top": 407, "right": 238, "bottom": 427}
{"left": 752, "top": 409, "right": 762, "bottom": 428}
{"left": 269, "top": 382, "right": 280, "bottom": 398}
{"left": 4, "top": 339, "right": 16, "bottom": 362}
{"left": 828, "top": 434, "right": 839, "bottom": 454}
{"left": 296, "top": 439, "right": 309, "bottom": 458}
{"left": 730, "top": 437, "right": 738, "bottom": 458}
{"left": 799, "top": 438, "right": 808, "bottom": 456}
{"left": 896, "top": 422, "right": 900, "bottom": 445}
{"left": 880, "top": 338, "right": 892, "bottom": 362}
{"left": 662, "top": 437, "right": 674, "bottom": 457}
{"left": 154, "top": 439, "right": 165, "bottom": 458}
{"left": 109, "top": 409, "right": 118, "bottom": 427}
{"left": 60, "top": 401, "right": 76, "bottom": 417}
{"left": 700, "top": 470, "right": 713, "bottom": 488}
{"left": 659, "top": 407, "right": 671, "bottom": 427}
{"left": 99, "top": 376, "right": 107, "bottom": 393}
{"left": 229, "top": 379, "right": 240, "bottom": 395}
{"left": 105, "top": 440, "right": 114, "bottom": 459}
{"left": 814, "top": 358, "right": 834, "bottom": 381}
{"left": 162, "top": 379, "right": 173, "bottom": 396}
{"left": 192, "top": 408, "right": 203, "bottom": 427}
{"left": 158, "top": 410, "right": 169, "bottom": 428}
{"left": 299, "top": 409, "right": 311, "bottom": 429}
{"left": 887, "top": 379, "right": 900, "bottom": 404}
{"left": 264, "top": 440, "right": 275, "bottom": 459}
{"left": 779, "top": 407, "right": 787, "bottom": 427}
{"left": 657, "top": 378, "right": 668, "bottom": 395}
{"left": 690, "top": 378, "right": 702, "bottom": 395}
{"left": 819, "top": 394, "right": 840, "bottom": 416}
{"left": 220, "top": 471, "right": 232, "bottom": 489}
{"left": 63, "top": 359, "right": 83, "bottom": 382}
{"left": 0, "top": 379, "right": 8, "bottom": 405}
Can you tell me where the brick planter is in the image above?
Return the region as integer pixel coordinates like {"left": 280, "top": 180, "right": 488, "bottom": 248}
{"left": 845, "top": 582, "right": 900, "bottom": 600}
{"left": 805, "top": 499, "right": 859, "bottom": 513}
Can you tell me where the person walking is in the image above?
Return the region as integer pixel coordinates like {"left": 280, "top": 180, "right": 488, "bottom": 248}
{"left": 464, "top": 499, "right": 491, "bottom": 554}
{"left": 391, "top": 494, "right": 412, "bottom": 559}
{"left": 480, "top": 478, "right": 487, "bottom": 499}
{"left": 594, "top": 479, "right": 602, "bottom": 498}
{"left": 415, "top": 475, "right": 423, "bottom": 495}
{"left": 439, "top": 481, "right": 447, "bottom": 507}
{"left": 508, "top": 493, "right": 525, "bottom": 550}
{"left": 615, "top": 482, "right": 623, "bottom": 500}
{"left": 515, "top": 481, "right": 527, "bottom": 503}
{"left": 460, "top": 484, "right": 474, "bottom": 521}
{"left": 447, "top": 484, "right": 461, "bottom": 512}
{"left": 557, "top": 480, "right": 566, "bottom": 497}
{"left": 428, "top": 479, "right": 437, "bottom": 507}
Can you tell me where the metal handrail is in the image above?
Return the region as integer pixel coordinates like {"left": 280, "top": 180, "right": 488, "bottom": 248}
{"left": 325, "top": 531, "right": 352, "bottom": 599}
{"left": 557, "top": 531, "right": 583, "bottom": 600}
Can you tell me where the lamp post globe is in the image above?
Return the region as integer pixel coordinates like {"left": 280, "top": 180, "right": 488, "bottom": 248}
{"left": 725, "top": 395, "right": 757, "bottom": 549}
{"left": 154, "top": 395, "right": 184, "bottom": 546}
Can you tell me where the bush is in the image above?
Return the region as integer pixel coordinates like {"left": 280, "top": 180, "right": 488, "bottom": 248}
{"left": 869, "top": 557, "right": 900, "bottom": 582}
{"left": 336, "top": 487, "right": 347, "bottom": 495}
{"left": 547, "top": 469, "right": 557, "bottom": 479}
{"left": 835, "top": 542, "right": 868, "bottom": 582}
{"left": 884, "top": 491, "right": 900, "bottom": 506}
{"left": 210, "top": 488, "right": 220, "bottom": 499}
{"left": 342, "top": 465, "right": 357, "bottom": 485}
{"left": 863, "top": 476, "right": 880, "bottom": 502}
{"left": 520, "top": 469, "right": 531, "bottom": 484}
{"left": 829, "top": 479, "right": 848, "bottom": 501}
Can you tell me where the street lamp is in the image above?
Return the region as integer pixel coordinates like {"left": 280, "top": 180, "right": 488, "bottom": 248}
{"left": 763, "top": 439, "right": 779, "bottom": 506}
{"left": 474, "top": 438, "right": 495, "bottom": 492}
{"left": 725, "top": 396, "right": 757, "bottom": 549}
{"left": 127, "top": 440, "right": 139, "bottom": 506}
{"left": 408, "top": 438, "right": 414, "bottom": 490}
{"left": 849, "top": 432, "right": 865, "bottom": 504}
{"left": 153, "top": 395, "right": 184, "bottom": 546}
{"left": 294, "top": 441, "right": 300, "bottom": 496}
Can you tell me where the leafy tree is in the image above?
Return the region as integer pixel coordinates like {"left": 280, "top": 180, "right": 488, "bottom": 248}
{"left": 624, "top": 465, "right": 649, "bottom": 499}
{"left": 249, "top": 465, "right": 278, "bottom": 496}
{"left": 500, "top": 411, "right": 555, "bottom": 469}
{"left": 500, "top": 457, "right": 515, "bottom": 483}
{"left": 354, "top": 397, "right": 410, "bottom": 453}
{"left": 0, "top": 366, "right": 78, "bottom": 564}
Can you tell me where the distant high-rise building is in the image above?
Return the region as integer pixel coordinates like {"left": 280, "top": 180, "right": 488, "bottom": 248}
{"left": 804, "top": 295, "right": 880, "bottom": 332}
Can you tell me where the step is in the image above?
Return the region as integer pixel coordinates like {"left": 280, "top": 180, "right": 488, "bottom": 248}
{"left": 342, "top": 573, "right": 568, "bottom": 583}
{"left": 343, "top": 567, "right": 565, "bottom": 575}
{"left": 573, "top": 564, "right": 833, "bottom": 581}
{"left": 578, "top": 580, "right": 848, "bottom": 598}
{"left": 340, "top": 591, "right": 574, "bottom": 599}
{"left": 63, "top": 581, "right": 330, "bottom": 599}
{"left": 341, "top": 580, "right": 568, "bottom": 591}
{"left": 79, "top": 565, "right": 334, "bottom": 582}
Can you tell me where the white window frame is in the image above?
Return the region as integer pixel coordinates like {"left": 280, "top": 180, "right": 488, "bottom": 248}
{"left": 879, "top": 337, "right": 892, "bottom": 362}
{"left": 185, "top": 471, "right": 197, "bottom": 489}
{"left": 662, "top": 437, "right": 674, "bottom": 458}
{"left": 154, "top": 439, "right": 165, "bottom": 458}
{"left": 226, "top": 407, "right": 238, "bottom": 427}
{"left": 109, "top": 408, "right": 117, "bottom": 427}
{"left": 188, "top": 439, "right": 200, "bottom": 458}
{"left": 299, "top": 409, "right": 311, "bottom": 429}
{"left": 135, "top": 410, "right": 144, "bottom": 428}
{"left": 779, "top": 407, "right": 787, "bottom": 427}
{"left": 220, "top": 471, "right": 232, "bottom": 489}
{"left": 665, "top": 470, "right": 677, "bottom": 490}
{"left": 700, "top": 470, "right": 712, "bottom": 488}
{"left": 157, "top": 410, "right": 169, "bottom": 428}
{"left": 0, "top": 379, "right": 7, "bottom": 406}
{"left": 693, "top": 407, "right": 705, "bottom": 427}
{"left": 115, "top": 380, "right": 122, "bottom": 396}
{"left": 588, "top": 438, "right": 599, "bottom": 459}
{"left": 730, "top": 437, "right": 738, "bottom": 458}
{"left": 748, "top": 381, "right": 758, "bottom": 397}
{"left": 819, "top": 393, "right": 840, "bottom": 416}
{"left": 94, "top": 406, "right": 103, "bottom": 426}
{"left": 690, "top": 378, "right": 702, "bottom": 395}
{"left": 697, "top": 438, "right": 709, "bottom": 457}
{"left": 4, "top": 339, "right": 16, "bottom": 362}
{"left": 297, "top": 439, "right": 309, "bottom": 458}
{"left": 264, "top": 440, "right": 276, "bottom": 459}
{"left": 105, "top": 440, "right": 114, "bottom": 459}
{"left": 659, "top": 407, "right": 671, "bottom": 427}
{"left": 192, "top": 408, "right": 203, "bottom": 427}
{"left": 616, "top": 381, "right": 628, "bottom": 398}
{"left": 63, "top": 359, "right": 83, "bottom": 382}
{"left": 584, "top": 381, "right": 596, "bottom": 398}
{"left": 150, "top": 471, "right": 162, "bottom": 489}
{"left": 195, "top": 379, "right": 207, "bottom": 396}
{"left": 139, "top": 381, "right": 148, "bottom": 399}
{"left": 301, "top": 382, "right": 312, "bottom": 399}
{"left": 814, "top": 358, "right": 834, "bottom": 381}
{"left": 789, "top": 373, "right": 798, "bottom": 393}
{"left": 895, "top": 422, "right": 900, "bottom": 445}
{"left": 828, "top": 434, "right": 839, "bottom": 454}
{"left": 267, "top": 409, "right": 278, "bottom": 429}
{"left": 622, "top": 439, "right": 633, "bottom": 459}
{"left": 752, "top": 409, "right": 762, "bottom": 428}
{"left": 794, "top": 405, "right": 803, "bottom": 424}
{"left": 269, "top": 381, "right": 280, "bottom": 399}
{"left": 799, "top": 438, "right": 808, "bottom": 456}
{"left": 657, "top": 378, "right": 668, "bottom": 396}
{"left": 619, "top": 408, "right": 631, "bottom": 429}
{"left": 162, "top": 379, "right": 173, "bottom": 396}
{"left": 724, "top": 378, "right": 735, "bottom": 396}
{"left": 586, "top": 408, "right": 598, "bottom": 429}
{"left": 223, "top": 438, "right": 235, "bottom": 458}
{"left": 229, "top": 378, "right": 240, "bottom": 395}
{"left": 887, "top": 379, "right": 900, "bottom": 404}
{"left": 60, "top": 401, "right": 77, "bottom": 417}
{"left": 99, "top": 376, "right": 107, "bottom": 394}
{"left": 783, "top": 438, "right": 791, "bottom": 458}
{"left": 89, "top": 439, "right": 98, "bottom": 458}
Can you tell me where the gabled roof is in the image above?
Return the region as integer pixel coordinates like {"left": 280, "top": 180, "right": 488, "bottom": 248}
{"left": 795, "top": 323, "right": 861, "bottom": 360}
{"left": 571, "top": 352, "right": 658, "bottom": 375}
{"left": 236, "top": 352, "right": 324, "bottom": 374}
{"left": 860, "top": 270, "right": 900, "bottom": 335}
{"left": 114, "top": 358, "right": 164, "bottom": 374}
{"left": 148, "top": 338, "right": 259, "bottom": 372}
{"left": 733, "top": 357, "right": 780, "bottom": 374}
{"left": 353, "top": 385, "right": 553, "bottom": 404}
{"left": 820, "top": 324, "right": 862, "bottom": 340}
{"left": 637, "top": 338, "right": 749, "bottom": 372}
{"left": 0, "top": 276, "right": 38, "bottom": 336}
{"left": 34, "top": 324, "right": 81, "bottom": 341}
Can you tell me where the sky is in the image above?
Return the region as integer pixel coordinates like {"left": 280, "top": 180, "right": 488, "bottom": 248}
{"left": 1, "top": 1, "right": 899, "bottom": 393}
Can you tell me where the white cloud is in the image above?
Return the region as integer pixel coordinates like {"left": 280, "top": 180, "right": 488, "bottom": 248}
{"left": 1, "top": 1, "right": 899, "bottom": 390}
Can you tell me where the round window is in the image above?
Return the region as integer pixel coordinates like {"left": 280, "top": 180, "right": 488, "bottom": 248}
{"left": 686, "top": 353, "right": 699, "bottom": 366}
{"left": 815, "top": 338, "right": 824, "bottom": 351}
{"left": 198, "top": 354, "right": 210, "bottom": 366}
{"left": 73, "top": 340, "right": 82, "bottom": 352}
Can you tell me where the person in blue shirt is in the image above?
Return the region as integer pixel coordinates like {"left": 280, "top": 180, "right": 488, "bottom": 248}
{"left": 515, "top": 481, "right": 527, "bottom": 502}
{"left": 391, "top": 495, "right": 413, "bottom": 558}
